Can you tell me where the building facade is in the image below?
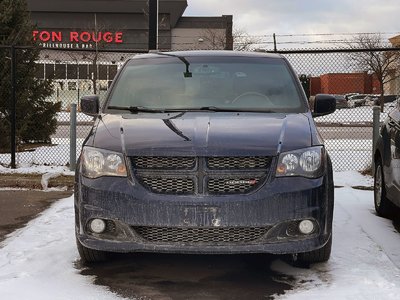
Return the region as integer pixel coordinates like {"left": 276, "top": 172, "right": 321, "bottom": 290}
{"left": 26, "top": 0, "right": 233, "bottom": 109}
{"left": 27, "top": 0, "right": 233, "bottom": 51}
{"left": 387, "top": 34, "right": 400, "bottom": 95}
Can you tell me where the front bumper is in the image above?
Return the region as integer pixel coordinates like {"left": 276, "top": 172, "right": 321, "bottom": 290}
{"left": 75, "top": 174, "right": 333, "bottom": 255}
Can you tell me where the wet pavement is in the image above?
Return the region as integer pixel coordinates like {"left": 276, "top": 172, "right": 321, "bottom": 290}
{"left": 0, "top": 190, "right": 73, "bottom": 242}
{"left": 79, "top": 253, "right": 293, "bottom": 300}
{"left": 0, "top": 189, "right": 293, "bottom": 299}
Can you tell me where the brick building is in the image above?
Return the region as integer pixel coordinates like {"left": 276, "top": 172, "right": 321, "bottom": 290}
{"left": 310, "top": 72, "right": 381, "bottom": 96}
{"left": 27, "top": 0, "right": 233, "bottom": 51}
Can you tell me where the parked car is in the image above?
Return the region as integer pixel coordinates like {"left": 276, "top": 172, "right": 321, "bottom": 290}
{"left": 362, "top": 94, "right": 397, "bottom": 107}
{"left": 332, "top": 94, "right": 348, "bottom": 109}
{"left": 365, "top": 95, "right": 380, "bottom": 106}
{"left": 373, "top": 97, "right": 400, "bottom": 218}
{"left": 75, "top": 51, "right": 336, "bottom": 265}
{"left": 344, "top": 93, "right": 359, "bottom": 100}
{"left": 347, "top": 94, "right": 368, "bottom": 108}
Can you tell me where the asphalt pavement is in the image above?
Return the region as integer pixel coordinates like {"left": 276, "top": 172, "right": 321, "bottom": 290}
{"left": 0, "top": 173, "right": 74, "bottom": 242}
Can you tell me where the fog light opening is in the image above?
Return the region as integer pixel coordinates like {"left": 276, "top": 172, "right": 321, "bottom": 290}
{"left": 298, "top": 220, "right": 315, "bottom": 235}
{"left": 89, "top": 219, "right": 106, "bottom": 234}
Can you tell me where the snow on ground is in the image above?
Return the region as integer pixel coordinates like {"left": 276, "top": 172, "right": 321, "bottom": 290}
{"left": 274, "top": 183, "right": 400, "bottom": 299}
{"left": 57, "top": 112, "right": 93, "bottom": 123}
{"left": 0, "top": 138, "right": 85, "bottom": 167}
{"left": 0, "top": 164, "right": 73, "bottom": 191}
{"left": 0, "top": 164, "right": 74, "bottom": 176}
{"left": 315, "top": 103, "right": 393, "bottom": 124}
{"left": 0, "top": 171, "right": 399, "bottom": 299}
{"left": 0, "top": 196, "right": 122, "bottom": 300}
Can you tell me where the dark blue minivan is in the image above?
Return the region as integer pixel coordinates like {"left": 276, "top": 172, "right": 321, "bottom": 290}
{"left": 75, "top": 51, "right": 336, "bottom": 265}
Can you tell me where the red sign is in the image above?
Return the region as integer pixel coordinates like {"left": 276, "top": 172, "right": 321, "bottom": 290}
{"left": 32, "top": 30, "right": 123, "bottom": 44}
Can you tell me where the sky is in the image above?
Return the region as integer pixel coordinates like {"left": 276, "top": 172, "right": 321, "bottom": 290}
{"left": 184, "top": 0, "right": 400, "bottom": 49}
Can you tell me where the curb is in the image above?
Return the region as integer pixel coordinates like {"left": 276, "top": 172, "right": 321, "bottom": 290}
{"left": 0, "top": 174, "right": 74, "bottom": 190}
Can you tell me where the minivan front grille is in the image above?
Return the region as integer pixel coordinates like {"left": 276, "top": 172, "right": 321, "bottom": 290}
{"left": 132, "top": 156, "right": 196, "bottom": 170}
{"left": 131, "top": 156, "right": 271, "bottom": 195}
{"left": 133, "top": 226, "right": 271, "bottom": 245}
{"left": 140, "top": 176, "right": 195, "bottom": 195}
{"left": 207, "top": 177, "right": 262, "bottom": 194}
{"left": 207, "top": 156, "right": 270, "bottom": 169}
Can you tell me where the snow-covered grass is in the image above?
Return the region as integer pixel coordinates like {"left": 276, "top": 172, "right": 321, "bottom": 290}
{"left": 0, "top": 171, "right": 399, "bottom": 299}
{"left": 315, "top": 103, "right": 394, "bottom": 124}
{"left": 57, "top": 112, "right": 93, "bottom": 123}
{"left": 0, "top": 138, "right": 84, "bottom": 168}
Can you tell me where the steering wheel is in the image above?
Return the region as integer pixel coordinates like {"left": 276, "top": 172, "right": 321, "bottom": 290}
{"left": 232, "top": 91, "right": 272, "bottom": 104}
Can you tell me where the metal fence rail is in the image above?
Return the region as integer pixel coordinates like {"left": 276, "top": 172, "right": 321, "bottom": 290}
{"left": 0, "top": 46, "right": 399, "bottom": 171}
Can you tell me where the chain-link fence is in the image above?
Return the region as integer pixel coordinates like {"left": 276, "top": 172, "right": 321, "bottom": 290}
{"left": 0, "top": 46, "right": 399, "bottom": 171}
{"left": 279, "top": 48, "right": 399, "bottom": 171}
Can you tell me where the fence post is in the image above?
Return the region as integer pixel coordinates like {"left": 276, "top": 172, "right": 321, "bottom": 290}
{"left": 273, "top": 33, "right": 277, "bottom": 52}
{"left": 148, "top": 0, "right": 158, "bottom": 50}
{"left": 70, "top": 103, "right": 77, "bottom": 171}
{"left": 10, "top": 45, "right": 16, "bottom": 169}
{"left": 372, "top": 106, "right": 380, "bottom": 173}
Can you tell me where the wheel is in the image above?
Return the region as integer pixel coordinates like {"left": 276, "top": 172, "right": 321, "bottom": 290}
{"left": 374, "top": 159, "right": 394, "bottom": 218}
{"left": 296, "top": 235, "right": 332, "bottom": 266}
{"left": 232, "top": 91, "right": 272, "bottom": 104}
{"left": 76, "top": 237, "right": 108, "bottom": 263}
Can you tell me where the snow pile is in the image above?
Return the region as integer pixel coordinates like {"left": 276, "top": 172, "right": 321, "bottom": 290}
{"left": 0, "top": 165, "right": 74, "bottom": 176}
{"left": 40, "top": 172, "right": 67, "bottom": 191}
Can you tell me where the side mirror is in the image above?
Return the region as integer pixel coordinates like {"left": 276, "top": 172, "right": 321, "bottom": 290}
{"left": 312, "top": 94, "right": 336, "bottom": 117}
{"left": 80, "top": 95, "right": 99, "bottom": 116}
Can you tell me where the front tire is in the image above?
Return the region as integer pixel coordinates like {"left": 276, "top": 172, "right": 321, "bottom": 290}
{"left": 76, "top": 237, "right": 108, "bottom": 263}
{"left": 296, "top": 235, "right": 332, "bottom": 266}
{"left": 374, "top": 159, "right": 393, "bottom": 218}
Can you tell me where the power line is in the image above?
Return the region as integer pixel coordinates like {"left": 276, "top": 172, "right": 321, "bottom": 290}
{"left": 274, "top": 31, "right": 399, "bottom": 37}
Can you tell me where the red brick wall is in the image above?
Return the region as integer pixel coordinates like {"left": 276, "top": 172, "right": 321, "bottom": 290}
{"left": 310, "top": 77, "right": 321, "bottom": 96}
{"left": 310, "top": 73, "right": 382, "bottom": 95}
{"left": 371, "top": 75, "right": 381, "bottom": 94}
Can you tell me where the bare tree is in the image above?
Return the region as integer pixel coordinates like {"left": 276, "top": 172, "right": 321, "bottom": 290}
{"left": 201, "top": 27, "right": 260, "bottom": 51}
{"left": 200, "top": 27, "right": 227, "bottom": 50}
{"left": 232, "top": 28, "right": 260, "bottom": 51}
{"left": 347, "top": 33, "right": 400, "bottom": 112}
{"left": 70, "top": 14, "right": 122, "bottom": 95}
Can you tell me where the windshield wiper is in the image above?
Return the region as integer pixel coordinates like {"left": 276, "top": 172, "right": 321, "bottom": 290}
{"left": 196, "top": 106, "right": 277, "bottom": 113}
{"left": 107, "top": 105, "right": 277, "bottom": 114}
{"left": 107, "top": 106, "right": 167, "bottom": 113}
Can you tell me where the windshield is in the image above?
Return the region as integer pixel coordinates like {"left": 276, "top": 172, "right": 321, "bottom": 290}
{"left": 106, "top": 55, "right": 306, "bottom": 112}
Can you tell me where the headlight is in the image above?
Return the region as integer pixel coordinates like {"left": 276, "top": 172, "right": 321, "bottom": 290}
{"left": 276, "top": 146, "right": 325, "bottom": 178}
{"left": 81, "top": 147, "right": 127, "bottom": 179}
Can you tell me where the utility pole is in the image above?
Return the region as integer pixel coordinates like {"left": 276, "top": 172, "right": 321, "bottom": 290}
{"left": 148, "top": 0, "right": 159, "bottom": 50}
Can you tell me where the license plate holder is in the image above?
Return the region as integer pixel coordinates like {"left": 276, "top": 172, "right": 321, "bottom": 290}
{"left": 182, "top": 206, "right": 221, "bottom": 227}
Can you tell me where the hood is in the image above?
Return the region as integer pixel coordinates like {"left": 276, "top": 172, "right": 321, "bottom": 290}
{"left": 87, "top": 112, "right": 313, "bottom": 157}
